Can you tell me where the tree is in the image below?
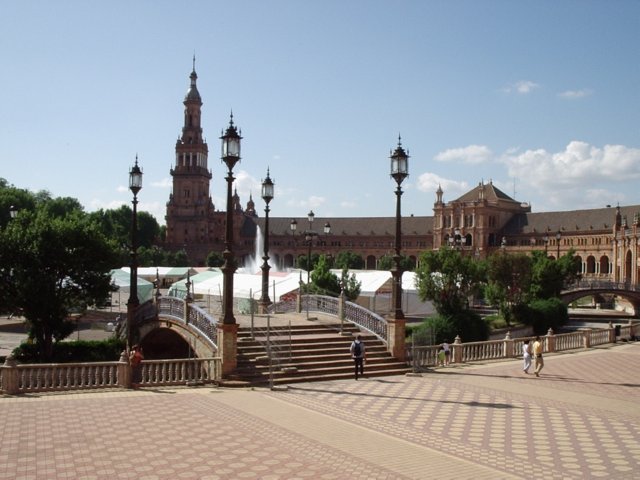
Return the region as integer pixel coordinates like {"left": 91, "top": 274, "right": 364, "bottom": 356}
{"left": 377, "top": 254, "right": 415, "bottom": 272}
{"left": 334, "top": 251, "right": 364, "bottom": 270}
{"left": 0, "top": 207, "right": 118, "bottom": 361}
{"left": 529, "top": 249, "right": 581, "bottom": 299}
{"left": 206, "top": 251, "right": 224, "bottom": 267}
{"left": 415, "top": 248, "right": 483, "bottom": 316}
{"left": 485, "top": 253, "right": 532, "bottom": 325}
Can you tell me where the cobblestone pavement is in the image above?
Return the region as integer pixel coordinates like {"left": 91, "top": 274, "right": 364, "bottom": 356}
{"left": 1, "top": 343, "right": 638, "bottom": 479}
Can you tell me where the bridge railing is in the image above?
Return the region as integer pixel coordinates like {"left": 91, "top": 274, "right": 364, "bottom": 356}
{"left": 407, "top": 322, "right": 638, "bottom": 370}
{"left": 157, "top": 297, "right": 219, "bottom": 351}
{"left": 1, "top": 357, "right": 222, "bottom": 395}
{"left": 294, "top": 294, "right": 388, "bottom": 344}
{"left": 565, "top": 279, "right": 640, "bottom": 293}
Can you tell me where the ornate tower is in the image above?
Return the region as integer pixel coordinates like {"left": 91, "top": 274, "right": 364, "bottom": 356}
{"left": 165, "top": 59, "right": 217, "bottom": 260}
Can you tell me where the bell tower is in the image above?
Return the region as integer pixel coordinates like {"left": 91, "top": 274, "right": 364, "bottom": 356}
{"left": 165, "top": 58, "right": 216, "bottom": 257}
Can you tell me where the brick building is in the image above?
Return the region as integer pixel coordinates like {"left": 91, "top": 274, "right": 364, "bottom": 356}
{"left": 165, "top": 66, "right": 640, "bottom": 287}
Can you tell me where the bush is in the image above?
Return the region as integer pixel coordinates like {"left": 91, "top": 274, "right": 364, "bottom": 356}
{"left": 407, "top": 311, "right": 489, "bottom": 345}
{"left": 12, "top": 338, "right": 125, "bottom": 364}
{"left": 513, "top": 298, "right": 568, "bottom": 335}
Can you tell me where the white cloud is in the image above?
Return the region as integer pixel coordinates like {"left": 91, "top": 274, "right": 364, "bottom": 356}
{"left": 503, "top": 80, "right": 540, "bottom": 94}
{"left": 501, "top": 141, "right": 640, "bottom": 210}
{"left": 434, "top": 145, "right": 492, "bottom": 164}
{"left": 416, "top": 172, "right": 470, "bottom": 200}
{"left": 340, "top": 200, "right": 357, "bottom": 209}
{"left": 558, "top": 88, "right": 593, "bottom": 99}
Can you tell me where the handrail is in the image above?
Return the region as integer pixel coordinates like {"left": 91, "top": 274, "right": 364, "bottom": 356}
{"left": 157, "top": 297, "right": 219, "bottom": 351}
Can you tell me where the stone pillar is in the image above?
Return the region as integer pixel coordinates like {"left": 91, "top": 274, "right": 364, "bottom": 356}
{"left": 118, "top": 350, "right": 131, "bottom": 389}
{"left": 217, "top": 323, "right": 239, "bottom": 375}
{"left": 453, "top": 335, "right": 463, "bottom": 364}
{"left": 386, "top": 318, "right": 406, "bottom": 361}
{"left": 546, "top": 328, "right": 556, "bottom": 353}
{"left": 1, "top": 356, "right": 19, "bottom": 395}
{"left": 296, "top": 284, "right": 302, "bottom": 314}
{"left": 503, "top": 330, "right": 514, "bottom": 358}
{"left": 582, "top": 328, "right": 592, "bottom": 349}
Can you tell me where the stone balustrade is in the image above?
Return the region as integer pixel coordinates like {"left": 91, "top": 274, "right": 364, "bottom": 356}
{"left": 1, "top": 356, "right": 221, "bottom": 395}
{"left": 408, "top": 320, "right": 638, "bottom": 370}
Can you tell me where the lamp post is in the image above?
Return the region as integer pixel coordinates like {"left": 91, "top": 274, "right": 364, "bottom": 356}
{"left": 390, "top": 135, "right": 408, "bottom": 321}
{"left": 302, "top": 212, "right": 331, "bottom": 320}
{"left": 290, "top": 219, "right": 297, "bottom": 269}
{"left": 9, "top": 205, "right": 17, "bottom": 220}
{"left": 259, "top": 169, "right": 274, "bottom": 312}
{"left": 220, "top": 114, "right": 241, "bottom": 326}
{"left": 127, "top": 156, "right": 143, "bottom": 351}
{"left": 556, "top": 231, "right": 562, "bottom": 259}
{"left": 449, "top": 227, "right": 467, "bottom": 250}
{"left": 543, "top": 234, "right": 549, "bottom": 256}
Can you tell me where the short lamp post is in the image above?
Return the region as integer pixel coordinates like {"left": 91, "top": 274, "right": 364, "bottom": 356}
{"left": 302, "top": 211, "right": 330, "bottom": 320}
{"left": 220, "top": 114, "right": 241, "bottom": 326}
{"left": 127, "top": 156, "right": 143, "bottom": 351}
{"left": 556, "top": 231, "right": 562, "bottom": 259}
{"left": 390, "top": 135, "right": 408, "bottom": 321}
{"left": 259, "top": 169, "right": 274, "bottom": 312}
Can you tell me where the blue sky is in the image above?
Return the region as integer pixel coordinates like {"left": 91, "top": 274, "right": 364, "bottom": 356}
{"left": 1, "top": 0, "right": 639, "bottom": 224}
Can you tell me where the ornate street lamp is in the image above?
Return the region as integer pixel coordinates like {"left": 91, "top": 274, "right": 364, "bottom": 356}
{"left": 389, "top": 135, "right": 408, "bottom": 321}
{"left": 127, "top": 155, "right": 143, "bottom": 350}
{"left": 9, "top": 205, "right": 17, "bottom": 219}
{"left": 220, "top": 114, "right": 241, "bottom": 325}
{"left": 543, "top": 234, "right": 549, "bottom": 256}
{"left": 305, "top": 210, "right": 315, "bottom": 287}
{"left": 260, "top": 169, "right": 274, "bottom": 311}
{"left": 556, "top": 231, "right": 562, "bottom": 259}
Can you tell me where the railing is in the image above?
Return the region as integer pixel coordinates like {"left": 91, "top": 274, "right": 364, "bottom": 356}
{"left": 1, "top": 357, "right": 222, "bottom": 395}
{"left": 460, "top": 340, "right": 504, "bottom": 362}
{"left": 141, "top": 358, "right": 220, "bottom": 386}
{"left": 407, "top": 321, "right": 637, "bottom": 370}
{"left": 10, "top": 361, "right": 120, "bottom": 393}
{"left": 301, "top": 294, "right": 339, "bottom": 316}
{"left": 564, "top": 280, "right": 640, "bottom": 293}
{"left": 157, "top": 297, "right": 219, "bottom": 351}
{"left": 343, "top": 300, "right": 388, "bottom": 343}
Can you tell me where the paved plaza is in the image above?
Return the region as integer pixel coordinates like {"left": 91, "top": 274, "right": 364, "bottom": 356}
{"left": 1, "top": 342, "right": 639, "bottom": 479}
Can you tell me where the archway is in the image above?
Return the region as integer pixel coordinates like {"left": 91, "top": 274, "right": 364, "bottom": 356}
{"left": 140, "top": 328, "right": 194, "bottom": 359}
{"left": 625, "top": 250, "right": 632, "bottom": 283}
{"left": 366, "top": 255, "right": 376, "bottom": 270}
{"left": 586, "top": 256, "right": 596, "bottom": 274}
{"left": 599, "top": 255, "right": 609, "bottom": 275}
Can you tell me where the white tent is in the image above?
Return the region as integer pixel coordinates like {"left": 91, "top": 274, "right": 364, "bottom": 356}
{"left": 110, "top": 269, "right": 155, "bottom": 303}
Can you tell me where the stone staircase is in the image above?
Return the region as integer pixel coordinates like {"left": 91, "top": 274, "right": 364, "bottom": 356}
{"left": 225, "top": 322, "right": 411, "bottom": 386}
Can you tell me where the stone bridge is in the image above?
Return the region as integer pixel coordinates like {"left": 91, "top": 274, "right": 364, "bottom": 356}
{"left": 130, "top": 294, "right": 400, "bottom": 373}
{"left": 561, "top": 280, "right": 640, "bottom": 314}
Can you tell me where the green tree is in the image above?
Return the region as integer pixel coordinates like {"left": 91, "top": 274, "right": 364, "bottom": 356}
{"left": 309, "top": 255, "right": 340, "bottom": 295}
{"left": 378, "top": 254, "right": 415, "bottom": 272}
{"left": 529, "top": 249, "right": 581, "bottom": 299}
{"left": 340, "top": 268, "right": 362, "bottom": 301}
{"left": 334, "top": 251, "right": 364, "bottom": 270}
{"left": 485, "top": 253, "right": 532, "bottom": 325}
{"left": 0, "top": 207, "right": 118, "bottom": 360}
{"left": 206, "top": 251, "right": 224, "bottom": 267}
{"left": 415, "top": 248, "right": 483, "bottom": 316}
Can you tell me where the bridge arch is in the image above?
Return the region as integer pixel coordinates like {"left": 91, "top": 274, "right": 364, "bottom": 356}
{"left": 138, "top": 316, "right": 217, "bottom": 359}
{"left": 561, "top": 281, "right": 640, "bottom": 315}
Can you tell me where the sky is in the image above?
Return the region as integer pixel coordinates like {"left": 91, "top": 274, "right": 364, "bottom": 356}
{"left": 1, "top": 0, "right": 639, "bottom": 225}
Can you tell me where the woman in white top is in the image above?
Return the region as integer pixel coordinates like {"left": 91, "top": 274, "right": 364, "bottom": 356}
{"left": 522, "top": 339, "right": 531, "bottom": 374}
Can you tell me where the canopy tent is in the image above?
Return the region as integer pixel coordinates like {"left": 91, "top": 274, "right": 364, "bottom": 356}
{"left": 167, "top": 269, "right": 223, "bottom": 298}
{"left": 110, "top": 269, "right": 155, "bottom": 303}
{"left": 121, "top": 266, "right": 193, "bottom": 287}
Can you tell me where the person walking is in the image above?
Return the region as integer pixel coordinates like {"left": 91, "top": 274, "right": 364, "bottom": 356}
{"left": 442, "top": 340, "right": 451, "bottom": 366}
{"left": 350, "top": 335, "right": 366, "bottom": 380}
{"left": 532, "top": 336, "right": 544, "bottom": 377}
{"left": 522, "top": 339, "right": 532, "bottom": 374}
{"left": 129, "top": 345, "right": 144, "bottom": 388}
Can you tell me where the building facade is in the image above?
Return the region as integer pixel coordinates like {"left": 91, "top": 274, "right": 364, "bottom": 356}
{"left": 164, "top": 67, "right": 640, "bottom": 287}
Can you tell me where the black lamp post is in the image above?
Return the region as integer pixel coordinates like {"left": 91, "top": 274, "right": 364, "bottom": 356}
{"left": 220, "top": 114, "right": 241, "bottom": 325}
{"left": 290, "top": 219, "right": 298, "bottom": 269}
{"left": 556, "top": 231, "right": 562, "bottom": 259}
{"left": 127, "top": 156, "right": 143, "bottom": 350}
{"left": 305, "top": 210, "right": 315, "bottom": 287}
{"left": 543, "top": 234, "right": 549, "bottom": 256}
{"left": 260, "top": 169, "right": 274, "bottom": 310}
{"left": 390, "top": 136, "right": 408, "bottom": 321}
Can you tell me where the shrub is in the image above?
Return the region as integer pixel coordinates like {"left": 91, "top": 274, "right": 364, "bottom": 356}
{"left": 12, "top": 338, "right": 125, "bottom": 364}
{"left": 407, "top": 311, "right": 489, "bottom": 345}
{"left": 513, "top": 298, "right": 568, "bottom": 335}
